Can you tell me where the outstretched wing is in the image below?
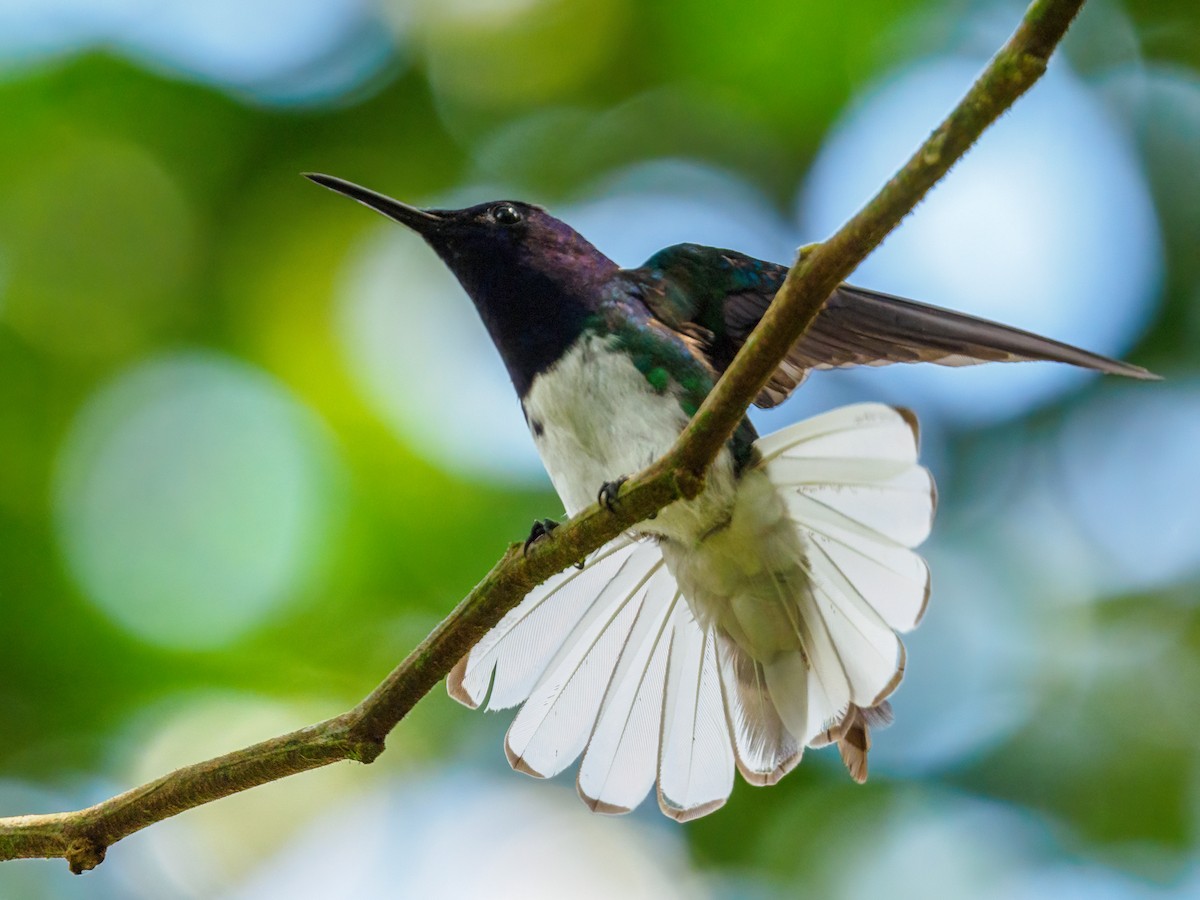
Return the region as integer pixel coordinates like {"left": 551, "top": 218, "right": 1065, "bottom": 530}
{"left": 630, "top": 243, "right": 1157, "bottom": 409}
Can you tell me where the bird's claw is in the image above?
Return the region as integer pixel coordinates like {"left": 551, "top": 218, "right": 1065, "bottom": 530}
{"left": 598, "top": 477, "right": 627, "bottom": 513}
{"left": 523, "top": 518, "right": 559, "bottom": 556}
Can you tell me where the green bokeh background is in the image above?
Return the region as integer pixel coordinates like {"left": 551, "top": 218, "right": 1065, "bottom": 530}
{"left": 0, "top": 0, "right": 1197, "bottom": 896}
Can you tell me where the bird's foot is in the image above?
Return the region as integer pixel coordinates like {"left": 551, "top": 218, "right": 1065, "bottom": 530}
{"left": 523, "top": 518, "right": 559, "bottom": 556}
{"left": 598, "top": 477, "right": 627, "bottom": 512}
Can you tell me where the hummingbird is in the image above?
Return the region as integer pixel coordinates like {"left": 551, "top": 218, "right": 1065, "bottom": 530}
{"left": 307, "top": 173, "right": 1155, "bottom": 820}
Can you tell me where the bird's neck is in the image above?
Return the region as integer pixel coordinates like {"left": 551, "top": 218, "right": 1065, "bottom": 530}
{"left": 460, "top": 254, "right": 621, "bottom": 398}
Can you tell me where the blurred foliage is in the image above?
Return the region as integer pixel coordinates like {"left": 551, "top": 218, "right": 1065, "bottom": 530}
{"left": 0, "top": 0, "right": 1197, "bottom": 896}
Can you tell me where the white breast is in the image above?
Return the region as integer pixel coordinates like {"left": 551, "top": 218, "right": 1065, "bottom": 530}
{"left": 523, "top": 334, "right": 739, "bottom": 541}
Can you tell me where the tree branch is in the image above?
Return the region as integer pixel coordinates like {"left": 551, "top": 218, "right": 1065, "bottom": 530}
{"left": 0, "top": 0, "right": 1085, "bottom": 874}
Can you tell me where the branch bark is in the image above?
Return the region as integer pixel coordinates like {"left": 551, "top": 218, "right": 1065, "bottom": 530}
{"left": 0, "top": 0, "right": 1085, "bottom": 874}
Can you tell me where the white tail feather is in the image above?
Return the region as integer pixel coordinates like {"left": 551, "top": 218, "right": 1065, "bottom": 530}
{"left": 577, "top": 569, "right": 677, "bottom": 812}
{"left": 658, "top": 615, "right": 735, "bottom": 819}
{"left": 448, "top": 537, "right": 639, "bottom": 710}
{"left": 714, "top": 634, "right": 803, "bottom": 785}
{"left": 710, "top": 628, "right": 806, "bottom": 787}
{"left": 504, "top": 545, "right": 665, "bottom": 778}
{"left": 448, "top": 402, "right": 935, "bottom": 818}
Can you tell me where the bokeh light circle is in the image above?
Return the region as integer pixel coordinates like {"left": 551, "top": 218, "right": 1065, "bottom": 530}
{"left": 874, "top": 541, "right": 1037, "bottom": 774}
{"left": 111, "top": 693, "right": 364, "bottom": 898}
{"left": 228, "top": 770, "right": 712, "bottom": 899}
{"left": 55, "top": 352, "right": 343, "bottom": 649}
{"left": 1055, "top": 381, "right": 1200, "bottom": 593}
{"left": 0, "top": 0, "right": 391, "bottom": 104}
{"left": 1, "top": 137, "right": 196, "bottom": 362}
{"left": 562, "top": 158, "right": 797, "bottom": 267}
{"left": 405, "top": 0, "right": 625, "bottom": 109}
{"left": 337, "top": 225, "right": 545, "bottom": 484}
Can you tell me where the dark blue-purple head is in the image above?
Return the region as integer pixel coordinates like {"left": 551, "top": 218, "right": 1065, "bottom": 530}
{"left": 306, "top": 173, "right": 619, "bottom": 395}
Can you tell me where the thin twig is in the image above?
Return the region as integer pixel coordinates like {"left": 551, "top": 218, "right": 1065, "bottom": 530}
{"left": 0, "top": 0, "right": 1085, "bottom": 874}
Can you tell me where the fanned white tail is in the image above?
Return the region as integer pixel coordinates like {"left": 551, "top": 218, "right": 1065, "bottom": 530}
{"left": 448, "top": 403, "right": 934, "bottom": 820}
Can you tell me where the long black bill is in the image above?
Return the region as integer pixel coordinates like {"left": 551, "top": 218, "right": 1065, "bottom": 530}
{"left": 304, "top": 173, "right": 442, "bottom": 233}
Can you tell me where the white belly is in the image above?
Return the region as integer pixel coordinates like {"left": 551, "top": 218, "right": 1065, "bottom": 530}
{"left": 522, "top": 334, "right": 741, "bottom": 544}
{"left": 523, "top": 334, "right": 828, "bottom": 665}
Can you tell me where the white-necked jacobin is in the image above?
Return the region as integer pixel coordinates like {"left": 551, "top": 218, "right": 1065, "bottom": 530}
{"left": 308, "top": 173, "right": 1155, "bottom": 821}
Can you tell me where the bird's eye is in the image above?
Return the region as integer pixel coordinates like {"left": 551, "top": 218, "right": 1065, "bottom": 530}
{"left": 492, "top": 203, "right": 522, "bottom": 225}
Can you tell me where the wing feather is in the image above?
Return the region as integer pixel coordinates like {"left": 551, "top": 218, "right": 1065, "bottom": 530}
{"left": 631, "top": 245, "right": 1156, "bottom": 410}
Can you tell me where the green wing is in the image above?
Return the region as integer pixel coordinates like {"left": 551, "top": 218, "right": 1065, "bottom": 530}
{"left": 629, "top": 243, "right": 1156, "bottom": 409}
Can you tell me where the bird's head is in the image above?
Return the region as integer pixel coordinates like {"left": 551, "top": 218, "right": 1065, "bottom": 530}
{"left": 305, "top": 173, "right": 615, "bottom": 306}
{"left": 306, "top": 173, "right": 620, "bottom": 395}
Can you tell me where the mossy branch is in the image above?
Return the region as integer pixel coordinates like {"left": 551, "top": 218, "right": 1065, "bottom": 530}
{"left": 0, "top": 0, "right": 1085, "bottom": 874}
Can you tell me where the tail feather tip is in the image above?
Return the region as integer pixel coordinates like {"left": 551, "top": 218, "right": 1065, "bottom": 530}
{"left": 446, "top": 658, "right": 480, "bottom": 709}
{"left": 659, "top": 796, "right": 728, "bottom": 822}
{"left": 504, "top": 742, "right": 547, "bottom": 778}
